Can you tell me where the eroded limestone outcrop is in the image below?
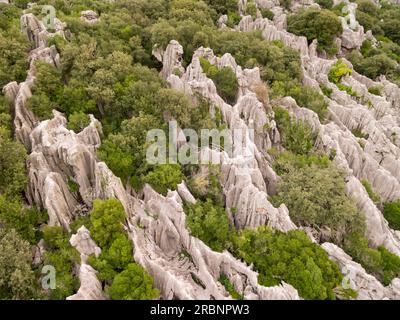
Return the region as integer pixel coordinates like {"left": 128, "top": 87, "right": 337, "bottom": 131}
{"left": 155, "top": 41, "right": 296, "bottom": 232}
{"left": 67, "top": 226, "right": 105, "bottom": 300}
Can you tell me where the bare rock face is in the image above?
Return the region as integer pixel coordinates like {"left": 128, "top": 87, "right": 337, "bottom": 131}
{"left": 322, "top": 243, "right": 400, "bottom": 300}
{"left": 80, "top": 10, "right": 100, "bottom": 24}
{"left": 3, "top": 14, "right": 63, "bottom": 150}
{"left": 153, "top": 40, "right": 185, "bottom": 79}
{"left": 339, "top": 2, "right": 366, "bottom": 50}
{"left": 69, "top": 226, "right": 101, "bottom": 260}
{"left": 67, "top": 226, "right": 105, "bottom": 300}
{"left": 129, "top": 184, "right": 300, "bottom": 300}
{"left": 26, "top": 111, "right": 104, "bottom": 228}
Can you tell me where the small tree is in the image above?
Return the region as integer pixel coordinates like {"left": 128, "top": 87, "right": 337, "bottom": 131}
{"left": 0, "top": 229, "right": 37, "bottom": 299}
{"left": 90, "top": 199, "right": 127, "bottom": 248}
{"left": 108, "top": 263, "right": 160, "bottom": 300}
{"left": 287, "top": 9, "right": 343, "bottom": 55}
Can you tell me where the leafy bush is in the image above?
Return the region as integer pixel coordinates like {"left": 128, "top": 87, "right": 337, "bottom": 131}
{"left": 0, "top": 130, "right": 27, "bottom": 197}
{"left": 343, "top": 232, "right": 400, "bottom": 285}
{"left": 88, "top": 198, "right": 159, "bottom": 299}
{"left": 347, "top": 49, "right": 399, "bottom": 84}
{"left": 287, "top": 9, "right": 342, "bottom": 54}
{"left": 316, "top": 0, "right": 333, "bottom": 9}
{"left": 272, "top": 81, "right": 328, "bottom": 121}
{"left": 108, "top": 263, "right": 160, "bottom": 300}
{"left": 187, "top": 165, "right": 224, "bottom": 206}
{"left": 361, "top": 180, "right": 381, "bottom": 204}
{"left": 89, "top": 199, "right": 127, "bottom": 248}
{"left": 272, "top": 154, "right": 363, "bottom": 243}
{"left": 67, "top": 112, "right": 90, "bottom": 133}
{"left": 0, "top": 195, "right": 47, "bottom": 244}
{"left": 42, "top": 226, "right": 80, "bottom": 299}
{"left": 260, "top": 8, "right": 274, "bottom": 20}
{"left": 26, "top": 61, "right": 63, "bottom": 120}
{"left": 0, "top": 23, "right": 30, "bottom": 87}
{"left": 368, "top": 86, "right": 382, "bottom": 96}
{"left": 210, "top": 31, "right": 302, "bottom": 84}
{"left": 236, "top": 227, "right": 344, "bottom": 300}
{"left": 320, "top": 84, "right": 333, "bottom": 98}
{"left": 143, "top": 164, "right": 184, "bottom": 196}
{"left": 328, "top": 59, "right": 352, "bottom": 84}
{"left": 383, "top": 201, "right": 400, "bottom": 231}
{"left": 351, "top": 127, "right": 368, "bottom": 139}
{"left": 0, "top": 229, "right": 38, "bottom": 300}
{"left": 219, "top": 274, "right": 243, "bottom": 300}
{"left": 184, "top": 199, "right": 235, "bottom": 252}
{"left": 200, "top": 58, "right": 238, "bottom": 104}
{"left": 274, "top": 107, "right": 317, "bottom": 155}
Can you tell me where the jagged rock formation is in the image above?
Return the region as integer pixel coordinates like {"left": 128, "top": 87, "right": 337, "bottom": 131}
{"left": 129, "top": 184, "right": 300, "bottom": 300}
{"left": 4, "top": 13, "right": 65, "bottom": 150}
{"left": 80, "top": 10, "right": 100, "bottom": 24}
{"left": 156, "top": 41, "right": 296, "bottom": 232}
{"left": 67, "top": 226, "right": 105, "bottom": 300}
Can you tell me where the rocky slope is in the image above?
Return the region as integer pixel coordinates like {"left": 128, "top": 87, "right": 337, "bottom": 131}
{"left": 2, "top": 0, "right": 400, "bottom": 300}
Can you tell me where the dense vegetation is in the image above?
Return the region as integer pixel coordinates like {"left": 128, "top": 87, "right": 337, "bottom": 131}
{"left": 347, "top": 0, "right": 400, "bottom": 85}
{"left": 383, "top": 201, "right": 400, "bottom": 231}
{"left": 87, "top": 199, "right": 160, "bottom": 300}
{"left": 271, "top": 114, "right": 400, "bottom": 287}
{"left": 236, "top": 227, "right": 346, "bottom": 300}
{"left": 287, "top": 8, "right": 342, "bottom": 55}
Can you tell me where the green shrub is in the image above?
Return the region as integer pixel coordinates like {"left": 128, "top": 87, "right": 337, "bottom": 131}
{"left": 90, "top": 198, "right": 127, "bottom": 248}
{"left": 272, "top": 81, "right": 329, "bottom": 121}
{"left": 0, "top": 229, "right": 38, "bottom": 299}
{"left": 108, "top": 263, "right": 160, "bottom": 300}
{"left": 0, "top": 132, "right": 27, "bottom": 197}
{"left": 200, "top": 58, "right": 238, "bottom": 104}
{"left": 272, "top": 151, "right": 330, "bottom": 176}
{"left": 328, "top": 59, "right": 353, "bottom": 84}
{"left": 219, "top": 274, "right": 243, "bottom": 300}
{"left": 143, "top": 164, "right": 184, "bottom": 196}
{"left": 260, "top": 8, "right": 274, "bottom": 20}
{"left": 320, "top": 84, "right": 333, "bottom": 98}
{"left": 351, "top": 127, "right": 368, "bottom": 139}
{"left": 245, "top": 0, "right": 258, "bottom": 18}
{"left": 368, "top": 86, "right": 382, "bottom": 96}
{"left": 0, "top": 196, "right": 47, "bottom": 244}
{"left": 68, "top": 112, "right": 90, "bottom": 133}
{"left": 42, "top": 226, "right": 80, "bottom": 300}
{"left": 287, "top": 9, "right": 342, "bottom": 54}
{"left": 343, "top": 232, "right": 400, "bottom": 285}
{"left": 236, "top": 227, "right": 344, "bottom": 300}
{"left": 280, "top": 0, "right": 292, "bottom": 10}
{"left": 184, "top": 199, "right": 236, "bottom": 252}
{"left": 316, "top": 0, "right": 334, "bottom": 9}
{"left": 187, "top": 165, "right": 224, "bottom": 207}
{"left": 87, "top": 198, "right": 159, "bottom": 299}
{"left": 210, "top": 31, "right": 302, "bottom": 84}
{"left": 337, "top": 83, "right": 358, "bottom": 97}
{"left": 274, "top": 107, "right": 317, "bottom": 155}
{"left": 383, "top": 201, "right": 400, "bottom": 231}
{"left": 361, "top": 180, "right": 381, "bottom": 204}
{"left": 272, "top": 154, "right": 363, "bottom": 243}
